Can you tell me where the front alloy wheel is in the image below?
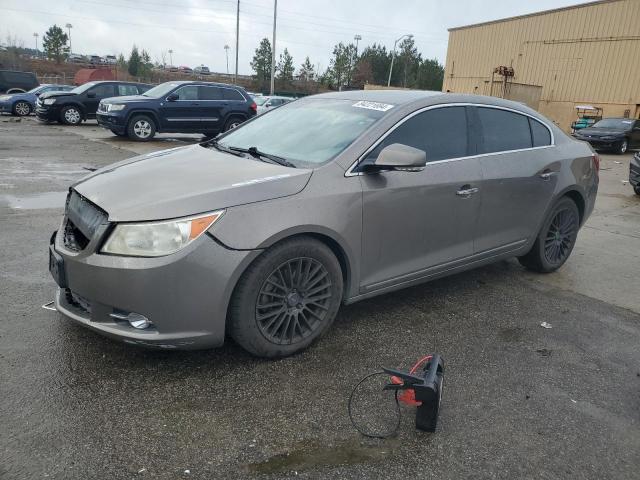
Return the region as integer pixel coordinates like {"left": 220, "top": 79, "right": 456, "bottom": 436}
{"left": 617, "top": 139, "right": 628, "bottom": 154}
{"left": 229, "top": 237, "right": 343, "bottom": 357}
{"left": 127, "top": 114, "right": 156, "bottom": 141}
{"left": 62, "top": 107, "right": 82, "bottom": 125}
{"left": 13, "top": 101, "right": 31, "bottom": 116}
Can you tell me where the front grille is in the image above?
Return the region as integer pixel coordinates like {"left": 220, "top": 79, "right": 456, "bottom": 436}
{"left": 631, "top": 162, "right": 640, "bottom": 178}
{"left": 63, "top": 190, "right": 108, "bottom": 251}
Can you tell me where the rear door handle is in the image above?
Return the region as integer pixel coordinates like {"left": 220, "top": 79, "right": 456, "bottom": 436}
{"left": 456, "top": 186, "right": 479, "bottom": 197}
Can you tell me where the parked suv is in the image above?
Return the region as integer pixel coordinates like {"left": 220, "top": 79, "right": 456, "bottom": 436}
{"left": 0, "top": 70, "right": 39, "bottom": 94}
{"left": 36, "top": 81, "right": 151, "bottom": 125}
{"left": 96, "top": 81, "right": 257, "bottom": 141}
{"left": 49, "top": 91, "right": 598, "bottom": 357}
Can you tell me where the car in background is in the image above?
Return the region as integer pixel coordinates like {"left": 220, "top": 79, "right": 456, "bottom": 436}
{"left": 49, "top": 91, "right": 598, "bottom": 357}
{"left": 178, "top": 66, "right": 193, "bottom": 74}
{"left": 255, "top": 95, "right": 293, "bottom": 115}
{"left": 573, "top": 117, "right": 640, "bottom": 154}
{"left": 36, "top": 81, "right": 151, "bottom": 125}
{"left": 89, "top": 55, "right": 104, "bottom": 65}
{"left": 0, "top": 84, "right": 74, "bottom": 116}
{"left": 630, "top": 151, "right": 640, "bottom": 195}
{"left": 67, "top": 53, "right": 87, "bottom": 64}
{"left": 104, "top": 55, "right": 117, "bottom": 65}
{"left": 0, "top": 70, "right": 39, "bottom": 94}
{"left": 96, "top": 80, "right": 256, "bottom": 141}
{"left": 166, "top": 65, "right": 179, "bottom": 72}
{"left": 194, "top": 65, "right": 211, "bottom": 75}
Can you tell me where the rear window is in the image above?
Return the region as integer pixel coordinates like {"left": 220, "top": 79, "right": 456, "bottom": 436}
{"left": 222, "top": 88, "right": 245, "bottom": 101}
{"left": 530, "top": 118, "right": 552, "bottom": 147}
{"left": 478, "top": 107, "right": 532, "bottom": 153}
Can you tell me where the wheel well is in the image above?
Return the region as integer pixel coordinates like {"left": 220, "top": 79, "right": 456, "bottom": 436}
{"left": 224, "top": 113, "right": 247, "bottom": 125}
{"left": 563, "top": 190, "right": 585, "bottom": 224}
{"left": 127, "top": 111, "right": 159, "bottom": 128}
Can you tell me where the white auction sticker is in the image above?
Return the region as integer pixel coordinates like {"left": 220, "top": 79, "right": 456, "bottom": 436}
{"left": 352, "top": 101, "right": 394, "bottom": 112}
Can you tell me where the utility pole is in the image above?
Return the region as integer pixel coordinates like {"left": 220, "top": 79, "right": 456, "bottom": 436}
{"left": 270, "top": 0, "right": 277, "bottom": 95}
{"left": 65, "top": 23, "right": 72, "bottom": 54}
{"left": 168, "top": 49, "right": 173, "bottom": 66}
{"left": 354, "top": 34, "right": 361, "bottom": 57}
{"left": 387, "top": 33, "right": 412, "bottom": 87}
{"left": 234, "top": 0, "right": 240, "bottom": 83}
{"left": 224, "top": 45, "right": 230, "bottom": 74}
{"left": 33, "top": 33, "right": 38, "bottom": 57}
{"left": 350, "top": 34, "right": 361, "bottom": 88}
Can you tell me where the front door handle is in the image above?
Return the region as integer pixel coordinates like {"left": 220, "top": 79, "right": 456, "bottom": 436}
{"left": 456, "top": 186, "right": 479, "bottom": 198}
{"left": 539, "top": 170, "right": 558, "bottom": 180}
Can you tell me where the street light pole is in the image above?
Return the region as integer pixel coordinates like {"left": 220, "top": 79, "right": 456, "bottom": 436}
{"left": 270, "top": 0, "right": 277, "bottom": 95}
{"left": 234, "top": 0, "right": 239, "bottom": 83}
{"left": 65, "top": 23, "right": 72, "bottom": 54}
{"left": 387, "top": 33, "right": 412, "bottom": 87}
{"left": 168, "top": 49, "right": 173, "bottom": 67}
{"left": 33, "top": 33, "right": 38, "bottom": 57}
{"left": 224, "top": 45, "right": 230, "bottom": 75}
{"left": 350, "top": 34, "right": 361, "bottom": 88}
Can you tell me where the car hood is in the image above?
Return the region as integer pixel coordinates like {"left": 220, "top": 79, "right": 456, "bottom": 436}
{"left": 72, "top": 144, "right": 312, "bottom": 222}
{"left": 102, "top": 94, "right": 148, "bottom": 103}
{"left": 577, "top": 127, "right": 627, "bottom": 136}
{"left": 39, "top": 91, "right": 76, "bottom": 100}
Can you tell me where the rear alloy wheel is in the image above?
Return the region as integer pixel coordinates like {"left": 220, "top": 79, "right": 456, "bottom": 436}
{"left": 616, "top": 139, "right": 628, "bottom": 154}
{"left": 229, "top": 237, "right": 343, "bottom": 358}
{"left": 61, "top": 106, "right": 82, "bottom": 125}
{"left": 127, "top": 115, "right": 156, "bottom": 141}
{"left": 224, "top": 117, "right": 243, "bottom": 132}
{"left": 518, "top": 197, "right": 580, "bottom": 273}
{"left": 13, "top": 101, "right": 31, "bottom": 116}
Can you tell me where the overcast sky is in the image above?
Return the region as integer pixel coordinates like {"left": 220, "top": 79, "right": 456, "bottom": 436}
{"left": 2, "top": 0, "right": 591, "bottom": 75}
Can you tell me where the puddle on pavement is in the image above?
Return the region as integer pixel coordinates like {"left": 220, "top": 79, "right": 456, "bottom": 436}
{"left": 246, "top": 438, "right": 396, "bottom": 475}
{"left": 1, "top": 191, "right": 67, "bottom": 210}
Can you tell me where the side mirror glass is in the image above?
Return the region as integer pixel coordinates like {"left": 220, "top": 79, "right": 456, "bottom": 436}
{"left": 167, "top": 93, "right": 179, "bottom": 101}
{"left": 372, "top": 143, "right": 427, "bottom": 172}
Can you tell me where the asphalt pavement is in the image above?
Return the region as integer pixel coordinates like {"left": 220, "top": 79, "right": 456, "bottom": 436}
{"left": 1, "top": 117, "right": 639, "bottom": 480}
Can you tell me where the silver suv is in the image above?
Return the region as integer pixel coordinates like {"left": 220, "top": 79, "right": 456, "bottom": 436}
{"left": 48, "top": 91, "right": 599, "bottom": 357}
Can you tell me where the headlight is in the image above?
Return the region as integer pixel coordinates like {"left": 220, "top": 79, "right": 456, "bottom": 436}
{"left": 106, "top": 103, "right": 126, "bottom": 112}
{"left": 101, "top": 210, "right": 224, "bottom": 257}
{"left": 43, "top": 98, "right": 56, "bottom": 105}
{"left": 0, "top": 95, "right": 11, "bottom": 101}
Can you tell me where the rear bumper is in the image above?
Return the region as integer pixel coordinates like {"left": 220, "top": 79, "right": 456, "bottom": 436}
{"left": 51, "top": 222, "right": 260, "bottom": 350}
{"left": 0, "top": 100, "right": 12, "bottom": 113}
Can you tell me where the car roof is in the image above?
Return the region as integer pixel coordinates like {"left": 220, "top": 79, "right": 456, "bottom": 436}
{"left": 312, "top": 89, "right": 443, "bottom": 105}
{"left": 165, "top": 80, "right": 244, "bottom": 89}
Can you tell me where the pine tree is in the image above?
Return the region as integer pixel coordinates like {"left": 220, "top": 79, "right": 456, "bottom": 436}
{"left": 128, "top": 45, "right": 141, "bottom": 76}
{"left": 299, "top": 57, "right": 315, "bottom": 81}
{"left": 250, "top": 38, "right": 272, "bottom": 91}
{"left": 42, "top": 25, "right": 69, "bottom": 64}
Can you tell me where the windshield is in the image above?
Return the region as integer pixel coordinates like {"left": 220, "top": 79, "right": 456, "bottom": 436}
{"left": 217, "top": 98, "right": 388, "bottom": 167}
{"left": 143, "top": 82, "right": 182, "bottom": 98}
{"left": 592, "top": 118, "right": 633, "bottom": 130}
{"left": 254, "top": 96, "right": 269, "bottom": 106}
{"left": 71, "top": 82, "right": 97, "bottom": 94}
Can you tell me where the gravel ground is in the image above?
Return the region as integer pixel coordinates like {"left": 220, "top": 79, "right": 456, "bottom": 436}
{"left": 1, "top": 117, "right": 639, "bottom": 480}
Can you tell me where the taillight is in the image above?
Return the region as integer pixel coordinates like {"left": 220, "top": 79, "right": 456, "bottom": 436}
{"left": 592, "top": 152, "right": 600, "bottom": 173}
{"left": 250, "top": 102, "right": 257, "bottom": 113}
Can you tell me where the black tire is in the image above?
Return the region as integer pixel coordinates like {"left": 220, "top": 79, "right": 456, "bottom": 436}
{"left": 634, "top": 185, "right": 640, "bottom": 196}
{"left": 229, "top": 237, "right": 344, "bottom": 358}
{"left": 110, "top": 129, "right": 127, "bottom": 137}
{"left": 13, "top": 101, "right": 31, "bottom": 116}
{"left": 60, "top": 106, "right": 82, "bottom": 125}
{"left": 127, "top": 114, "right": 156, "bottom": 141}
{"left": 223, "top": 116, "right": 244, "bottom": 132}
{"left": 518, "top": 197, "right": 580, "bottom": 273}
{"left": 616, "top": 138, "right": 628, "bottom": 155}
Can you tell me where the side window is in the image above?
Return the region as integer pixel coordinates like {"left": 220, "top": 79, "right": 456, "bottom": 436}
{"left": 198, "top": 86, "right": 223, "bottom": 100}
{"left": 365, "top": 106, "right": 468, "bottom": 163}
{"left": 89, "top": 84, "right": 116, "bottom": 97}
{"left": 477, "top": 107, "right": 532, "bottom": 153}
{"left": 529, "top": 118, "right": 552, "bottom": 147}
{"left": 174, "top": 86, "right": 199, "bottom": 100}
{"left": 222, "top": 88, "right": 245, "bottom": 101}
{"left": 117, "top": 84, "right": 139, "bottom": 96}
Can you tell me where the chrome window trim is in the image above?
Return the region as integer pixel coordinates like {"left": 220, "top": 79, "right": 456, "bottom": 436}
{"left": 344, "top": 102, "right": 556, "bottom": 177}
{"left": 165, "top": 85, "right": 247, "bottom": 102}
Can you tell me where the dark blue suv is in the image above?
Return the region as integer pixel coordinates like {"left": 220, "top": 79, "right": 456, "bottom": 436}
{"left": 96, "top": 81, "right": 257, "bottom": 141}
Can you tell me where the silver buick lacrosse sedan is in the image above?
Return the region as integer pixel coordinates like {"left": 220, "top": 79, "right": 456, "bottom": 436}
{"left": 49, "top": 90, "right": 598, "bottom": 357}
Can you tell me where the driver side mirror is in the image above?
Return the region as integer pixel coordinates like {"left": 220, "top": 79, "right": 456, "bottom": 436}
{"left": 370, "top": 143, "right": 427, "bottom": 172}
{"left": 167, "top": 93, "right": 179, "bottom": 101}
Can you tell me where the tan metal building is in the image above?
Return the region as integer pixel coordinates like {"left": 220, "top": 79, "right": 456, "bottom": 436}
{"left": 442, "top": 0, "right": 640, "bottom": 131}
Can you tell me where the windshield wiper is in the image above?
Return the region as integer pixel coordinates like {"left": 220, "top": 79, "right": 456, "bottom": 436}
{"left": 204, "top": 139, "right": 246, "bottom": 157}
{"left": 229, "top": 146, "right": 296, "bottom": 168}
